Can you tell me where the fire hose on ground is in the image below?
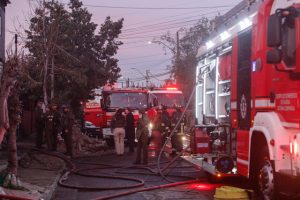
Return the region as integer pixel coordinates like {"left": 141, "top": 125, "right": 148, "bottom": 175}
{"left": 15, "top": 145, "right": 202, "bottom": 200}
{"left": 14, "top": 87, "right": 201, "bottom": 199}
{"left": 157, "top": 86, "right": 196, "bottom": 183}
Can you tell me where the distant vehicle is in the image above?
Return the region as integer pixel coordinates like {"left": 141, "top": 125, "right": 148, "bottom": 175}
{"left": 83, "top": 121, "right": 102, "bottom": 139}
{"left": 148, "top": 87, "right": 185, "bottom": 121}
{"left": 101, "top": 87, "right": 149, "bottom": 146}
{"left": 149, "top": 87, "right": 185, "bottom": 108}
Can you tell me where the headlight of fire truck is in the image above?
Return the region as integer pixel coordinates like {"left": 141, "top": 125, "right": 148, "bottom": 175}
{"left": 149, "top": 123, "right": 153, "bottom": 129}
{"left": 148, "top": 123, "right": 153, "bottom": 137}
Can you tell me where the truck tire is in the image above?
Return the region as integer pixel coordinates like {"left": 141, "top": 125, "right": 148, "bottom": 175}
{"left": 257, "top": 147, "right": 275, "bottom": 200}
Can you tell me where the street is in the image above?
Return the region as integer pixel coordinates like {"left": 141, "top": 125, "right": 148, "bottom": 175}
{"left": 52, "top": 148, "right": 251, "bottom": 200}
{"left": 3, "top": 0, "right": 300, "bottom": 200}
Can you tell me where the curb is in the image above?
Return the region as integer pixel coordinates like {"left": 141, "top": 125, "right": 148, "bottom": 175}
{"left": 42, "top": 170, "right": 63, "bottom": 200}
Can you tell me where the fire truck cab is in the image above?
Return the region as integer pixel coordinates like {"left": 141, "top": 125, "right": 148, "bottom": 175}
{"left": 183, "top": 0, "right": 300, "bottom": 199}
{"left": 148, "top": 87, "right": 185, "bottom": 109}
{"left": 101, "top": 87, "right": 149, "bottom": 146}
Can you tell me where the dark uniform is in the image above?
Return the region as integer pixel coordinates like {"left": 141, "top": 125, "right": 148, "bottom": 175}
{"left": 61, "top": 107, "right": 74, "bottom": 156}
{"left": 171, "top": 108, "right": 185, "bottom": 152}
{"left": 35, "top": 102, "right": 44, "bottom": 148}
{"left": 44, "top": 105, "right": 60, "bottom": 151}
{"left": 135, "top": 112, "right": 150, "bottom": 165}
{"left": 125, "top": 110, "right": 135, "bottom": 153}
{"left": 161, "top": 107, "right": 171, "bottom": 144}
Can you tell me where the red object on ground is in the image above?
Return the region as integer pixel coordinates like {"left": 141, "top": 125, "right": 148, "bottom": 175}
{"left": 148, "top": 130, "right": 162, "bottom": 157}
{"left": 191, "top": 127, "right": 210, "bottom": 154}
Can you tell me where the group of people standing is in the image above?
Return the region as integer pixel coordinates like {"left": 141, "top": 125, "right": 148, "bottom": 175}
{"left": 35, "top": 100, "right": 74, "bottom": 157}
{"left": 110, "top": 105, "right": 185, "bottom": 165}
{"left": 111, "top": 108, "right": 150, "bottom": 165}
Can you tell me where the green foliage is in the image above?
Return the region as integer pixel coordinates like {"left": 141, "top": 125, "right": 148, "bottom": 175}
{"left": 158, "top": 18, "right": 211, "bottom": 104}
{"left": 25, "top": 0, "right": 123, "bottom": 114}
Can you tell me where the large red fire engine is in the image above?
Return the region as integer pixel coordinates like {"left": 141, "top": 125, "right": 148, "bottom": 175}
{"left": 182, "top": 0, "right": 300, "bottom": 199}
{"left": 148, "top": 87, "right": 185, "bottom": 120}
{"left": 147, "top": 87, "right": 185, "bottom": 154}
{"left": 100, "top": 86, "right": 149, "bottom": 145}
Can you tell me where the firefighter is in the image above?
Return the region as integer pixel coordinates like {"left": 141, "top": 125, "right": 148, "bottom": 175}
{"left": 125, "top": 107, "right": 135, "bottom": 153}
{"left": 35, "top": 99, "right": 44, "bottom": 148}
{"left": 161, "top": 105, "right": 171, "bottom": 144}
{"left": 44, "top": 102, "right": 60, "bottom": 151}
{"left": 61, "top": 105, "right": 74, "bottom": 157}
{"left": 134, "top": 109, "right": 150, "bottom": 165}
{"left": 171, "top": 106, "right": 185, "bottom": 153}
{"left": 111, "top": 109, "right": 126, "bottom": 155}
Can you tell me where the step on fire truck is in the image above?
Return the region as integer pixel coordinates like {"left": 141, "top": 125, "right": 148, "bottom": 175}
{"left": 182, "top": 0, "right": 300, "bottom": 199}
{"left": 100, "top": 86, "right": 149, "bottom": 146}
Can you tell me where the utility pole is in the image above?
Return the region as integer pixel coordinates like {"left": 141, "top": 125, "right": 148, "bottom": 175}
{"left": 146, "top": 70, "right": 150, "bottom": 87}
{"left": 126, "top": 78, "right": 130, "bottom": 88}
{"left": 176, "top": 31, "right": 180, "bottom": 60}
{"left": 14, "top": 34, "right": 18, "bottom": 56}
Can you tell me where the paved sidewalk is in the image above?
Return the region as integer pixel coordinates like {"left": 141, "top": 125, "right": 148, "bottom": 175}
{"left": 0, "top": 142, "right": 65, "bottom": 200}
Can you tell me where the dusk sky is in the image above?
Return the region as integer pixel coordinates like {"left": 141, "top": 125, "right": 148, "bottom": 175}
{"left": 6, "top": 0, "right": 242, "bottom": 86}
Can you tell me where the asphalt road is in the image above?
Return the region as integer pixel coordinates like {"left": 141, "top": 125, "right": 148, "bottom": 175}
{"left": 52, "top": 148, "right": 251, "bottom": 200}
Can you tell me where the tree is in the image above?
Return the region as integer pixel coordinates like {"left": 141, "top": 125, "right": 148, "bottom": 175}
{"left": 25, "top": 0, "right": 123, "bottom": 114}
{"left": 0, "top": 55, "right": 21, "bottom": 144}
{"left": 0, "top": 54, "right": 24, "bottom": 188}
{"left": 156, "top": 18, "right": 212, "bottom": 104}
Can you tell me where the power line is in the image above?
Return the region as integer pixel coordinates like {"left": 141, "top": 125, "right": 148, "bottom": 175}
{"left": 125, "top": 9, "right": 204, "bottom": 28}
{"left": 120, "top": 53, "right": 169, "bottom": 61}
{"left": 121, "top": 9, "right": 228, "bottom": 33}
{"left": 83, "top": 4, "right": 234, "bottom": 10}
{"left": 118, "top": 11, "right": 227, "bottom": 40}
{"left": 121, "top": 57, "right": 172, "bottom": 66}
{"left": 119, "top": 15, "right": 217, "bottom": 40}
{"left": 129, "top": 71, "right": 171, "bottom": 82}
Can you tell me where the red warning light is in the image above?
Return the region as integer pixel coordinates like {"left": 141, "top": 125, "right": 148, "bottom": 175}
{"left": 166, "top": 87, "right": 178, "bottom": 90}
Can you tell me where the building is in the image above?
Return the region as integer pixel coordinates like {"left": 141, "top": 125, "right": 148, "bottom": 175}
{"left": 0, "top": 0, "right": 9, "bottom": 68}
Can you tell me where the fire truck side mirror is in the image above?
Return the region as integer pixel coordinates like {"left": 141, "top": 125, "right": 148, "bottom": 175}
{"left": 267, "top": 14, "right": 282, "bottom": 47}
{"left": 267, "top": 49, "right": 282, "bottom": 64}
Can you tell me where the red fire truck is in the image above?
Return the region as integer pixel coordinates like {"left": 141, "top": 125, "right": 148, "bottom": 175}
{"left": 148, "top": 87, "right": 185, "bottom": 119}
{"left": 83, "top": 95, "right": 103, "bottom": 128}
{"left": 100, "top": 87, "right": 149, "bottom": 146}
{"left": 147, "top": 87, "right": 185, "bottom": 154}
{"left": 183, "top": 0, "right": 300, "bottom": 199}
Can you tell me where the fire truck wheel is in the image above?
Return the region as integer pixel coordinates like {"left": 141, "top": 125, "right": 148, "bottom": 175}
{"left": 257, "top": 148, "right": 276, "bottom": 200}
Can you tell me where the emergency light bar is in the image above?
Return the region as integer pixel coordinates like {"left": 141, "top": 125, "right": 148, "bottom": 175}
{"left": 197, "top": 10, "right": 257, "bottom": 57}
{"left": 166, "top": 87, "right": 178, "bottom": 90}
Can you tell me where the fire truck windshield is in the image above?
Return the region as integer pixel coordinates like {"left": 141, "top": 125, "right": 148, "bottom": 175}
{"left": 104, "top": 92, "right": 148, "bottom": 109}
{"left": 151, "top": 93, "right": 185, "bottom": 107}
